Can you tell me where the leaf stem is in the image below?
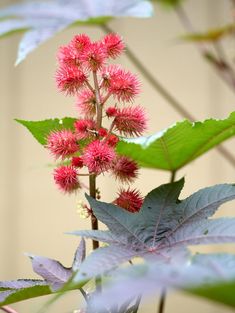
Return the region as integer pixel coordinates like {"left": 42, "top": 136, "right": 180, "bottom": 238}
{"left": 170, "top": 170, "right": 176, "bottom": 183}
{"left": 0, "top": 307, "right": 19, "bottom": 313}
{"left": 158, "top": 290, "right": 166, "bottom": 313}
{"left": 157, "top": 170, "right": 177, "bottom": 313}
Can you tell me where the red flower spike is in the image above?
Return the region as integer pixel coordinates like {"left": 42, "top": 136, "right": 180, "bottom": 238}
{"left": 98, "top": 128, "right": 108, "bottom": 137}
{"left": 114, "top": 105, "right": 147, "bottom": 137}
{"left": 114, "top": 188, "right": 143, "bottom": 213}
{"left": 83, "top": 140, "right": 116, "bottom": 174}
{"left": 57, "top": 45, "right": 80, "bottom": 66}
{"left": 46, "top": 130, "right": 79, "bottom": 159}
{"left": 106, "top": 106, "right": 117, "bottom": 117}
{"left": 72, "top": 156, "right": 84, "bottom": 168}
{"left": 80, "top": 42, "right": 107, "bottom": 71}
{"left": 106, "top": 134, "right": 119, "bottom": 147}
{"left": 56, "top": 65, "right": 87, "bottom": 95}
{"left": 70, "top": 34, "right": 91, "bottom": 53}
{"left": 74, "top": 119, "right": 96, "bottom": 139}
{"left": 76, "top": 90, "right": 96, "bottom": 118}
{"left": 54, "top": 166, "right": 80, "bottom": 193}
{"left": 111, "top": 155, "right": 139, "bottom": 183}
{"left": 102, "top": 33, "right": 125, "bottom": 59}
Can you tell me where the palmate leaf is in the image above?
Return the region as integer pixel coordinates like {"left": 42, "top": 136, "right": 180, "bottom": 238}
{"left": 117, "top": 112, "right": 235, "bottom": 171}
{"left": 72, "top": 179, "right": 235, "bottom": 281}
{"left": 16, "top": 117, "right": 77, "bottom": 145}
{"left": 0, "top": 240, "right": 85, "bottom": 306}
{"left": 87, "top": 253, "right": 235, "bottom": 311}
{"left": 0, "top": 0, "right": 153, "bottom": 64}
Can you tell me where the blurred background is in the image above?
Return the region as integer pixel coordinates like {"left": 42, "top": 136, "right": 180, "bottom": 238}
{"left": 0, "top": 0, "right": 235, "bottom": 312}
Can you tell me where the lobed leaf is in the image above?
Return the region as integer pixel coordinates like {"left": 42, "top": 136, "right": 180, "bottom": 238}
{"left": 87, "top": 253, "right": 235, "bottom": 311}
{"left": 72, "top": 180, "right": 235, "bottom": 280}
{"left": 0, "top": 0, "right": 153, "bottom": 64}
{"left": 15, "top": 117, "right": 77, "bottom": 145}
{"left": 117, "top": 112, "right": 235, "bottom": 171}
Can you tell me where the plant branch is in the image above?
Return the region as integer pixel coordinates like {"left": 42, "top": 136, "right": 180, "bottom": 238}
{"left": 89, "top": 174, "right": 99, "bottom": 250}
{"left": 101, "top": 24, "right": 235, "bottom": 169}
{"left": 93, "top": 71, "right": 103, "bottom": 129}
{"left": 175, "top": 4, "right": 235, "bottom": 91}
{"left": 0, "top": 307, "right": 19, "bottom": 313}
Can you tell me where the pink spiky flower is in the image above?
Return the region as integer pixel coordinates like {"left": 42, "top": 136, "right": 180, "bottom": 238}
{"left": 111, "top": 155, "right": 139, "bottom": 183}
{"left": 70, "top": 34, "right": 91, "bottom": 53}
{"left": 108, "top": 68, "right": 140, "bottom": 102}
{"left": 76, "top": 90, "right": 96, "bottom": 118}
{"left": 46, "top": 129, "right": 79, "bottom": 159}
{"left": 80, "top": 42, "right": 107, "bottom": 71}
{"left": 53, "top": 165, "right": 80, "bottom": 193}
{"left": 102, "top": 33, "right": 125, "bottom": 59}
{"left": 114, "top": 188, "right": 143, "bottom": 213}
{"left": 100, "top": 65, "right": 121, "bottom": 89}
{"left": 113, "top": 105, "right": 147, "bottom": 137}
{"left": 83, "top": 140, "right": 116, "bottom": 174}
{"left": 74, "top": 119, "right": 96, "bottom": 139}
{"left": 56, "top": 65, "right": 87, "bottom": 95}
{"left": 57, "top": 45, "right": 80, "bottom": 66}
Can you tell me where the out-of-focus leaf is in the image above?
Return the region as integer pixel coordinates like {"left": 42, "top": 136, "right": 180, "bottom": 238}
{"left": 0, "top": 20, "right": 29, "bottom": 39}
{"left": 0, "top": 0, "right": 153, "bottom": 64}
{"left": 72, "top": 180, "right": 235, "bottom": 281}
{"left": 152, "top": 0, "right": 185, "bottom": 8}
{"left": 182, "top": 24, "right": 235, "bottom": 42}
{"left": 87, "top": 253, "right": 235, "bottom": 311}
{"left": 15, "top": 117, "right": 77, "bottom": 145}
{"left": 117, "top": 112, "right": 235, "bottom": 171}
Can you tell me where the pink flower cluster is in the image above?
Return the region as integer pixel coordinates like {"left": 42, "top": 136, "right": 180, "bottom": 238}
{"left": 47, "top": 33, "right": 147, "bottom": 213}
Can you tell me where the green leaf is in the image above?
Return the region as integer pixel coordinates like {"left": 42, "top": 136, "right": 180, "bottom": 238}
{"left": 182, "top": 24, "right": 235, "bottom": 42}
{"left": 117, "top": 112, "right": 235, "bottom": 171}
{"left": 189, "top": 281, "right": 235, "bottom": 308}
{"left": 15, "top": 117, "right": 77, "bottom": 145}
{"left": 0, "top": 285, "right": 52, "bottom": 306}
{"left": 153, "top": 0, "right": 185, "bottom": 8}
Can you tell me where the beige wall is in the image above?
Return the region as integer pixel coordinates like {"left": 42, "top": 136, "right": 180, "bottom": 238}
{"left": 0, "top": 0, "right": 235, "bottom": 312}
